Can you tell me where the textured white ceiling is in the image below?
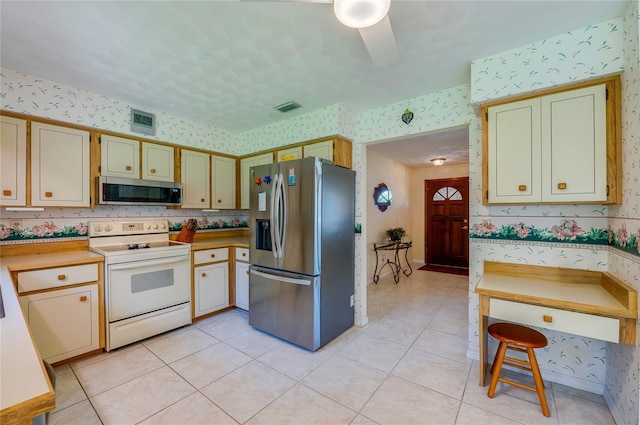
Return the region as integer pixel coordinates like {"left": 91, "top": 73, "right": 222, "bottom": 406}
{"left": 0, "top": 0, "right": 628, "bottom": 165}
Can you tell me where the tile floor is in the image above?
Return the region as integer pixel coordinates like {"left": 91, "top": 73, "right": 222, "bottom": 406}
{"left": 49, "top": 270, "right": 616, "bottom": 425}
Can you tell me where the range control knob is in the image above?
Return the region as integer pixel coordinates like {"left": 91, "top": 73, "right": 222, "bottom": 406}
{"left": 94, "top": 225, "right": 103, "bottom": 232}
{"left": 159, "top": 223, "right": 166, "bottom": 230}
{"left": 152, "top": 223, "right": 159, "bottom": 230}
{"left": 145, "top": 224, "right": 151, "bottom": 230}
{"left": 105, "top": 225, "right": 113, "bottom": 232}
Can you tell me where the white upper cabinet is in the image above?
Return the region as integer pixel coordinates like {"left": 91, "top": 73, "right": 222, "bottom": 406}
{"left": 240, "top": 152, "right": 273, "bottom": 209}
{"left": 142, "top": 142, "right": 174, "bottom": 181}
{"left": 303, "top": 140, "right": 333, "bottom": 162}
{"left": 277, "top": 146, "right": 302, "bottom": 162}
{"left": 211, "top": 155, "right": 236, "bottom": 209}
{"left": 0, "top": 116, "right": 27, "bottom": 206}
{"left": 485, "top": 80, "right": 616, "bottom": 205}
{"left": 181, "top": 149, "right": 210, "bottom": 209}
{"left": 31, "top": 122, "right": 90, "bottom": 207}
{"left": 101, "top": 135, "right": 139, "bottom": 178}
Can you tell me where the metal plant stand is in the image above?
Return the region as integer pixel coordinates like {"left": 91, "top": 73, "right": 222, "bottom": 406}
{"left": 373, "top": 241, "right": 413, "bottom": 283}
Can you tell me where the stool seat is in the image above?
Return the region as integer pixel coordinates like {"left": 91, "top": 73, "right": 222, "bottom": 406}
{"left": 487, "top": 322, "right": 550, "bottom": 417}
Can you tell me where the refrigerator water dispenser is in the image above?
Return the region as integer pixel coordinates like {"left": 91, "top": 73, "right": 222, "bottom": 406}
{"left": 255, "top": 219, "right": 272, "bottom": 251}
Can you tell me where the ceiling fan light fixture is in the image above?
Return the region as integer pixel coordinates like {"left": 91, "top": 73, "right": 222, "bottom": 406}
{"left": 333, "top": 0, "right": 391, "bottom": 29}
{"left": 431, "top": 158, "right": 446, "bottom": 166}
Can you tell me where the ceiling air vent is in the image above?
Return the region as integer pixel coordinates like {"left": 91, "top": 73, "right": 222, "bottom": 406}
{"left": 274, "top": 101, "right": 301, "bottom": 113}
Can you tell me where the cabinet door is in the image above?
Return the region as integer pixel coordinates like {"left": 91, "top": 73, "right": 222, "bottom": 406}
{"left": 181, "top": 149, "right": 210, "bottom": 209}
{"left": 541, "top": 84, "right": 607, "bottom": 202}
{"left": 303, "top": 140, "right": 333, "bottom": 162}
{"left": 194, "top": 262, "right": 229, "bottom": 317}
{"left": 235, "top": 262, "right": 249, "bottom": 311}
{"left": 142, "top": 142, "right": 174, "bottom": 181}
{"left": 31, "top": 122, "right": 90, "bottom": 207}
{"left": 487, "top": 98, "right": 541, "bottom": 204}
{"left": 101, "top": 135, "right": 139, "bottom": 178}
{"left": 19, "top": 284, "right": 99, "bottom": 363}
{"left": 211, "top": 155, "right": 236, "bottom": 209}
{"left": 277, "top": 146, "right": 302, "bottom": 162}
{"left": 0, "top": 116, "right": 27, "bottom": 206}
{"left": 240, "top": 152, "right": 273, "bottom": 209}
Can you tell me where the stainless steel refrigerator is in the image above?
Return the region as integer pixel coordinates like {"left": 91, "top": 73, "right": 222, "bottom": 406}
{"left": 249, "top": 157, "right": 355, "bottom": 351}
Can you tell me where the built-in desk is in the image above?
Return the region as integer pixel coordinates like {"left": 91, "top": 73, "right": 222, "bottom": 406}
{"left": 475, "top": 261, "right": 637, "bottom": 386}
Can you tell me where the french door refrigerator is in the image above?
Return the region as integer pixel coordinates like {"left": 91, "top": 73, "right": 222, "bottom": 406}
{"left": 249, "top": 157, "right": 355, "bottom": 351}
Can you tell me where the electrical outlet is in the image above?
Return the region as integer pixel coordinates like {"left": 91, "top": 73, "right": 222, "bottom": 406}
{"left": 349, "top": 295, "right": 355, "bottom": 307}
{"left": 11, "top": 220, "right": 22, "bottom": 231}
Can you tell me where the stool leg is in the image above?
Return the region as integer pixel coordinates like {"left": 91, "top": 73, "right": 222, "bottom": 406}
{"left": 488, "top": 341, "right": 508, "bottom": 398}
{"left": 527, "top": 348, "right": 550, "bottom": 417}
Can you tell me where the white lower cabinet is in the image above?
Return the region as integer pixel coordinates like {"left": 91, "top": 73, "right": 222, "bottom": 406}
{"left": 235, "top": 262, "right": 249, "bottom": 311}
{"left": 194, "top": 258, "right": 229, "bottom": 318}
{"left": 19, "top": 284, "right": 99, "bottom": 363}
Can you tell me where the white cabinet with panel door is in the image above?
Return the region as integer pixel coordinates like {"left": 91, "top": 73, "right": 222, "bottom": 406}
{"left": 303, "top": 138, "right": 352, "bottom": 168}
{"left": 235, "top": 247, "right": 249, "bottom": 311}
{"left": 485, "top": 81, "right": 613, "bottom": 204}
{"left": 303, "top": 140, "right": 333, "bottom": 162}
{"left": 240, "top": 152, "right": 273, "bottom": 209}
{"left": 211, "top": 155, "right": 236, "bottom": 209}
{"left": 142, "top": 142, "right": 174, "bottom": 181}
{"left": 0, "top": 116, "right": 27, "bottom": 206}
{"left": 31, "top": 122, "right": 91, "bottom": 207}
{"left": 101, "top": 135, "right": 139, "bottom": 178}
{"left": 277, "top": 146, "right": 303, "bottom": 162}
{"left": 193, "top": 248, "right": 229, "bottom": 318}
{"left": 181, "top": 149, "right": 210, "bottom": 209}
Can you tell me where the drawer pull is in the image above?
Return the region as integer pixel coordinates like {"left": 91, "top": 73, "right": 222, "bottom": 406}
{"left": 543, "top": 315, "right": 553, "bottom": 323}
{"left": 217, "top": 199, "right": 222, "bottom": 203}
{"left": 201, "top": 272, "right": 207, "bottom": 278}
{"left": 201, "top": 198, "right": 205, "bottom": 203}
{"left": 518, "top": 185, "right": 527, "bottom": 192}
{"left": 79, "top": 295, "right": 87, "bottom": 302}
{"left": 557, "top": 182, "right": 567, "bottom": 190}
{"left": 210, "top": 254, "right": 216, "bottom": 258}
{"left": 242, "top": 252, "right": 246, "bottom": 257}
{"left": 3, "top": 190, "right": 11, "bottom": 196}
{"left": 126, "top": 165, "right": 132, "bottom": 171}
{"left": 150, "top": 168, "right": 156, "bottom": 174}
{"left": 58, "top": 274, "right": 66, "bottom": 281}
{"left": 45, "top": 191, "right": 53, "bottom": 198}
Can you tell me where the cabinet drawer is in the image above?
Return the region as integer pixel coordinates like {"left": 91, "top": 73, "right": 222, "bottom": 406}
{"left": 18, "top": 264, "right": 99, "bottom": 293}
{"left": 235, "top": 247, "right": 249, "bottom": 262}
{"left": 490, "top": 298, "right": 619, "bottom": 343}
{"left": 194, "top": 248, "right": 229, "bottom": 265}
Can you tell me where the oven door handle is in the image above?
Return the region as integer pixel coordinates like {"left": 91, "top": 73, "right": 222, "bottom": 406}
{"left": 108, "top": 255, "right": 190, "bottom": 271}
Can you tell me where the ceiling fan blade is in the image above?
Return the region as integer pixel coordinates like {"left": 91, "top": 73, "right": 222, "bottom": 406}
{"left": 358, "top": 14, "right": 398, "bottom": 68}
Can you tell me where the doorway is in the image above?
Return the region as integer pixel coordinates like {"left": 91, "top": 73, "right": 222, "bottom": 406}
{"left": 425, "top": 177, "right": 469, "bottom": 268}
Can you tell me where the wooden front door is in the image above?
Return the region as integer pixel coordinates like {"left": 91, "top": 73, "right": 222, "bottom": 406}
{"left": 425, "top": 177, "right": 469, "bottom": 267}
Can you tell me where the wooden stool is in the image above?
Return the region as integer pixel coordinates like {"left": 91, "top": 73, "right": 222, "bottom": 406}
{"left": 487, "top": 322, "right": 550, "bottom": 417}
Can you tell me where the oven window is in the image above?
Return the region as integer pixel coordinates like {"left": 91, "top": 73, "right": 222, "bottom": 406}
{"left": 131, "top": 269, "right": 174, "bottom": 293}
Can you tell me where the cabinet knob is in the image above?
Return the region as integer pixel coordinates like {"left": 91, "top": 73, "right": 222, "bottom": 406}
{"left": 150, "top": 168, "right": 156, "bottom": 174}
{"left": 58, "top": 274, "right": 66, "bottom": 281}
{"left": 543, "top": 315, "right": 553, "bottom": 323}
{"left": 201, "top": 272, "right": 207, "bottom": 277}
{"left": 210, "top": 254, "right": 216, "bottom": 258}
{"left": 126, "top": 165, "right": 132, "bottom": 171}
{"left": 242, "top": 253, "right": 246, "bottom": 257}
{"left": 2, "top": 190, "right": 11, "bottom": 196}
{"left": 557, "top": 182, "right": 567, "bottom": 190}
{"left": 217, "top": 199, "right": 222, "bottom": 203}
{"left": 45, "top": 191, "right": 53, "bottom": 198}
{"left": 201, "top": 198, "right": 205, "bottom": 203}
{"left": 79, "top": 295, "right": 87, "bottom": 302}
{"left": 518, "top": 185, "right": 527, "bottom": 192}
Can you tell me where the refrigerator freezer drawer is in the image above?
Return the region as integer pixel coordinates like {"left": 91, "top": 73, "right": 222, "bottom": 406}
{"left": 249, "top": 266, "right": 320, "bottom": 350}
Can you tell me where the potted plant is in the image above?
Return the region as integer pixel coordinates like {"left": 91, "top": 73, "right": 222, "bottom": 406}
{"left": 385, "top": 227, "right": 406, "bottom": 242}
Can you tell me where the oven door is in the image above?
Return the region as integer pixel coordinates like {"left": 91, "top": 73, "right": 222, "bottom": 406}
{"left": 107, "top": 254, "right": 190, "bottom": 322}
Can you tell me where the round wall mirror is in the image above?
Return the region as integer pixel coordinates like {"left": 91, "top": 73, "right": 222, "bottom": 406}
{"left": 373, "top": 183, "right": 392, "bottom": 212}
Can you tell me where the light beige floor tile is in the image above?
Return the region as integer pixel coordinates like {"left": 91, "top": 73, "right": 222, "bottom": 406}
{"left": 74, "top": 345, "right": 164, "bottom": 397}
{"left": 364, "top": 316, "right": 425, "bottom": 346}
{"left": 427, "top": 311, "right": 468, "bottom": 338}
{"left": 257, "top": 341, "right": 335, "bottom": 380}
{"left": 350, "top": 414, "right": 380, "bottom": 425}
{"left": 550, "top": 381, "right": 607, "bottom": 404}
{"left": 302, "top": 355, "right": 386, "bottom": 411}
{"left": 246, "top": 384, "right": 356, "bottom": 425}
{"left": 554, "top": 390, "right": 615, "bottom": 425}
{"left": 195, "top": 309, "right": 251, "bottom": 341}
{"left": 339, "top": 333, "right": 409, "bottom": 373}
{"left": 51, "top": 369, "right": 87, "bottom": 413}
{"left": 361, "top": 375, "right": 459, "bottom": 425}
{"left": 49, "top": 399, "right": 102, "bottom": 425}
{"left": 170, "top": 342, "right": 252, "bottom": 389}
{"left": 201, "top": 360, "right": 295, "bottom": 423}
{"left": 455, "top": 402, "right": 524, "bottom": 425}
{"left": 224, "top": 326, "right": 286, "bottom": 358}
{"left": 90, "top": 366, "right": 194, "bottom": 425}
{"left": 70, "top": 342, "right": 143, "bottom": 370}
{"left": 392, "top": 348, "right": 471, "bottom": 400}
{"left": 143, "top": 326, "right": 219, "bottom": 363}
{"left": 139, "top": 392, "right": 236, "bottom": 425}
{"left": 320, "top": 325, "right": 365, "bottom": 353}
{"left": 413, "top": 328, "right": 469, "bottom": 363}
{"left": 53, "top": 363, "right": 72, "bottom": 375}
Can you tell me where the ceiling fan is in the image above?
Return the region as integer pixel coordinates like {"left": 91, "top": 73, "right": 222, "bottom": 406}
{"left": 251, "top": 0, "right": 399, "bottom": 67}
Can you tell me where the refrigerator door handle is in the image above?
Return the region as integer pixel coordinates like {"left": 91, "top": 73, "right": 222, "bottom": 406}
{"left": 250, "top": 269, "right": 311, "bottom": 286}
{"left": 270, "top": 173, "right": 279, "bottom": 258}
{"left": 279, "top": 172, "right": 287, "bottom": 259}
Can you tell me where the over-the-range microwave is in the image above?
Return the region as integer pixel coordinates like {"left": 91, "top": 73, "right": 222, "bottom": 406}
{"left": 97, "top": 176, "right": 182, "bottom": 206}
